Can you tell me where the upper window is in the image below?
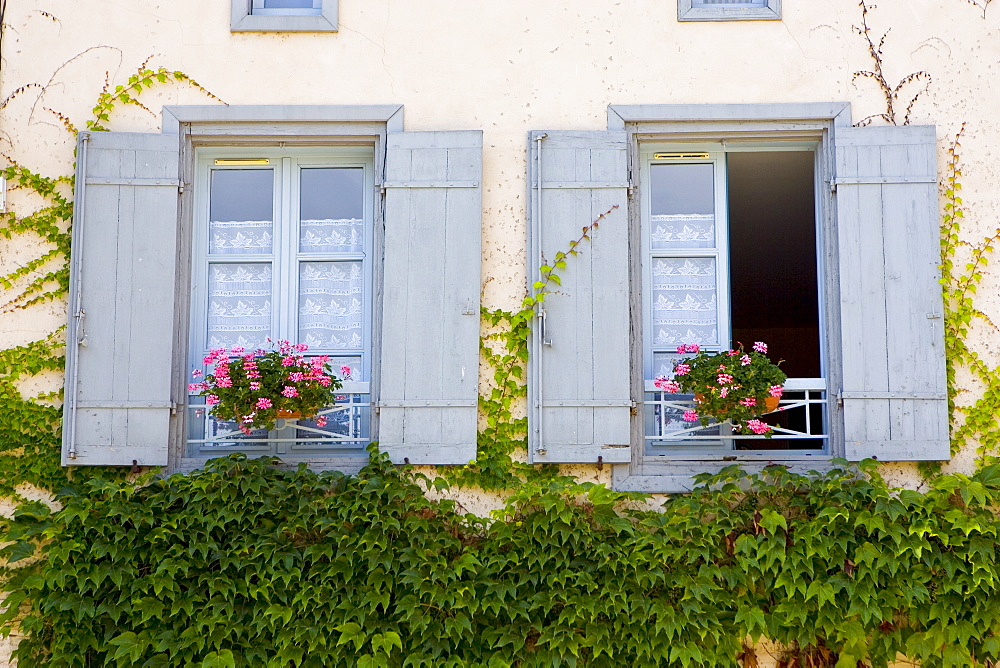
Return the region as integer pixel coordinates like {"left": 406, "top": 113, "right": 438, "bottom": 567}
{"left": 231, "top": 0, "right": 338, "bottom": 32}
{"left": 187, "top": 149, "right": 374, "bottom": 458}
{"left": 678, "top": 0, "right": 781, "bottom": 21}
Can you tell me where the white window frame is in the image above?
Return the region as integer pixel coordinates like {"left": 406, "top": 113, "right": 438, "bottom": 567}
{"left": 640, "top": 141, "right": 829, "bottom": 457}
{"left": 609, "top": 103, "right": 849, "bottom": 491}
{"left": 163, "top": 105, "right": 402, "bottom": 473}
{"left": 678, "top": 0, "right": 781, "bottom": 21}
{"left": 231, "top": 0, "right": 338, "bottom": 32}
{"left": 187, "top": 147, "right": 375, "bottom": 460}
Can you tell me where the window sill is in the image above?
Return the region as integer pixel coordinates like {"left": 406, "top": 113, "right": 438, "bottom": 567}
{"left": 231, "top": 0, "right": 338, "bottom": 32}
{"left": 176, "top": 455, "right": 368, "bottom": 475}
{"left": 612, "top": 455, "right": 837, "bottom": 493}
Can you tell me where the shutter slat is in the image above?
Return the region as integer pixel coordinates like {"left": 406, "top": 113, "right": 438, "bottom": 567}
{"left": 379, "top": 131, "right": 482, "bottom": 464}
{"left": 835, "top": 125, "right": 949, "bottom": 460}
{"left": 527, "top": 131, "right": 631, "bottom": 463}
{"left": 63, "top": 132, "right": 180, "bottom": 466}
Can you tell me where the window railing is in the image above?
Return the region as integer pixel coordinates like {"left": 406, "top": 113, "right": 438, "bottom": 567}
{"left": 187, "top": 382, "right": 370, "bottom": 456}
{"left": 644, "top": 377, "right": 828, "bottom": 452}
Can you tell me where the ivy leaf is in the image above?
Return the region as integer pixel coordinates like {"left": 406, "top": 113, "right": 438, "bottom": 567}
{"left": 200, "top": 649, "right": 237, "bottom": 668}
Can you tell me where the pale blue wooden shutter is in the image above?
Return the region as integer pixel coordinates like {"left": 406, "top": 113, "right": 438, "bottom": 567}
{"left": 527, "top": 131, "right": 632, "bottom": 464}
{"left": 834, "top": 125, "right": 949, "bottom": 460}
{"left": 378, "top": 131, "right": 482, "bottom": 464}
{"left": 63, "top": 132, "right": 181, "bottom": 466}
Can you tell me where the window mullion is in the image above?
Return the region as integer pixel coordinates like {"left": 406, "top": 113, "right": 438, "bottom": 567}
{"left": 277, "top": 157, "right": 295, "bottom": 343}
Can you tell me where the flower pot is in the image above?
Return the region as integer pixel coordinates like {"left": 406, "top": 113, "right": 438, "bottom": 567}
{"left": 276, "top": 409, "right": 303, "bottom": 419}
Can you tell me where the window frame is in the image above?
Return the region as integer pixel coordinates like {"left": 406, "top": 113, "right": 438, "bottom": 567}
{"left": 639, "top": 141, "right": 829, "bottom": 456}
{"left": 163, "top": 105, "right": 402, "bottom": 473}
{"left": 230, "top": 0, "right": 338, "bottom": 32}
{"left": 187, "top": 146, "right": 376, "bottom": 460}
{"left": 678, "top": 0, "right": 781, "bottom": 22}
{"left": 608, "top": 103, "right": 849, "bottom": 492}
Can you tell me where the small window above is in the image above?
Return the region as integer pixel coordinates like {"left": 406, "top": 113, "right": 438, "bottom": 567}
{"left": 231, "top": 0, "right": 337, "bottom": 32}
{"left": 678, "top": 0, "right": 781, "bottom": 21}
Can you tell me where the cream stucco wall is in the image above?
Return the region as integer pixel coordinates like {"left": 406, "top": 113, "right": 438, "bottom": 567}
{"left": 1, "top": 1, "right": 1000, "bottom": 661}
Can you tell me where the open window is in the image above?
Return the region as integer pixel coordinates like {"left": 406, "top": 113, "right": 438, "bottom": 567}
{"left": 642, "top": 144, "right": 827, "bottom": 454}
{"left": 526, "top": 103, "right": 949, "bottom": 492}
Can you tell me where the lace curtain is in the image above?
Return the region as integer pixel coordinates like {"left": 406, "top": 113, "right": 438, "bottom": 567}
{"left": 298, "top": 261, "right": 364, "bottom": 351}
{"left": 651, "top": 257, "right": 719, "bottom": 348}
{"left": 207, "top": 263, "right": 272, "bottom": 349}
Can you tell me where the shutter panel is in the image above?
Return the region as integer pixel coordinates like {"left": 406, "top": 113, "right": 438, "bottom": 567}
{"left": 378, "top": 131, "right": 482, "bottom": 464}
{"left": 834, "top": 125, "right": 949, "bottom": 461}
{"left": 63, "top": 131, "right": 181, "bottom": 466}
{"left": 527, "top": 131, "right": 631, "bottom": 463}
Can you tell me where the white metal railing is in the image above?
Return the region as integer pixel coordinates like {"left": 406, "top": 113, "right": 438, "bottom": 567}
{"left": 645, "top": 377, "right": 828, "bottom": 448}
{"left": 188, "top": 383, "right": 370, "bottom": 455}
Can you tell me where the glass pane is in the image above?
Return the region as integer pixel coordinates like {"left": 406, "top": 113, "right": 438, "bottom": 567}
{"left": 298, "top": 261, "right": 364, "bottom": 351}
{"left": 263, "top": 0, "right": 315, "bottom": 7}
{"left": 650, "top": 257, "right": 719, "bottom": 349}
{"left": 207, "top": 263, "right": 272, "bottom": 350}
{"left": 209, "top": 169, "right": 273, "bottom": 254}
{"left": 650, "top": 163, "right": 715, "bottom": 249}
{"left": 300, "top": 168, "right": 365, "bottom": 253}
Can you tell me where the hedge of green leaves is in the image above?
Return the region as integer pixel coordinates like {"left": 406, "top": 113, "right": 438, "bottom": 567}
{"left": 4, "top": 452, "right": 1000, "bottom": 667}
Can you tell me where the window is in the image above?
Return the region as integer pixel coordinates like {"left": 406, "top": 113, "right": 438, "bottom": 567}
{"left": 62, "top": 106, "right": 483, "bottom": 471}
{"left": 231, "top": 0, "right": 337, "bottom": 32}
{"left": 526, "top": 103, "right": 949, "bottom": 492}
{"left": 641, "top": 144, "right": 827, "bottom": 455}
{"left": 678, "top": 0, "right": 781, "bottom": 21}
{"left": 187, "top": 149, "right": 374, "bottom": 458}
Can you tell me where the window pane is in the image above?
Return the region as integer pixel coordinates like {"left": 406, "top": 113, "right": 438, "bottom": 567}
{"left": 298, "top": 261, "right": 364, "bottom": 351}
{"left": 263, "top": 0, "right": 315, "bottom": 7}
{"left": 210, "top": 169, "right": 273, "bottom": 254}
{"left": 207, "top": 263, "right": 272, "bottom": 350}
{"left": 299, "top": 168, "right": 365, "bottom": 253}
{"left": 694, "top": 0, "right": 766, "bottom": 5}
{"left": 650, "top": 163, "right": 715, "bottom": 249}
{"left": 651, "top": 257, "right": 719, "bottom": 349}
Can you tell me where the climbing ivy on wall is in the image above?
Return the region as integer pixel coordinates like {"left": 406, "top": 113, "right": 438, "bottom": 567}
{"left": 939, "top": 125, "right": 1000, "bottom": 462}
{"left": 8, "top": 453, "right": 1000, "bottom": 666}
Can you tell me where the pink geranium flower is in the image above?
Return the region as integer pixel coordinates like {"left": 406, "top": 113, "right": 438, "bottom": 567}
{"left": 740, "top": 397, "right": 757, "bottom": 407}
{"left": 683, "top": 410, "right": 698, "bottom": 422}
{"left": 340, "top": 365, "right": 352, "bottom": 377}
{"left": 717, "top": 373, "right": 734, "bottom": 385}
{"left": 206, "top": 394, "right": 220, "bottom": 405}
{"left": 316, "top": 417, "right": 328, "bottom": 427}
{"left": 256, "top": 397, "right": 272, "bottom": 409}
{"left": 740, "top": 354, "right": 752, "bottom": 366}
{"left": 674, "top": 364, "right": 691, "bottom": 376}
{"left": 769, "top": 385, "right": 784, "bottom": 398}
{"left": 753, "top": 341, "right": 768, "bottom": 354}
{"left": 746, "top": 419, "right": 771, "bottom": 435}
{"left": 281, "top": 386, "right": 298, "bottom": 398}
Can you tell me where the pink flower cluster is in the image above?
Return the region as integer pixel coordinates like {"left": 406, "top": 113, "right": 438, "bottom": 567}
{"left": 674, "top": 363, "right": 691, "bottom": 376}
{"left": 653, "top": 376, "right": 681, "bottom": 393}
{"left": 740, "top": 354, "right": 752, "bottom": 366}
{"left": 769, "top": 385, "right": 784, "bottom": 398}
{"left": 753, "top": 341, "right": 768, "bottom": 354}
{"left": 739, "top": 397, "right": 757, "bottom": 407}
{"left": 717, "top": 373, "right": 734, "bottom": 385}
{"left": 683, "top": 410, "right": 699, "bottom": 422}
{"left": 676, "top": 343, "right": 700, "bottom": 354}
{"left": 745, "top": 419, "right": 771, "bottom": 435}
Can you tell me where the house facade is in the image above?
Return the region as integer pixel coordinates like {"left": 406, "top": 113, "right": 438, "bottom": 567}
{"left": 2, "top": 1, "right": 1000, "bottom": 660}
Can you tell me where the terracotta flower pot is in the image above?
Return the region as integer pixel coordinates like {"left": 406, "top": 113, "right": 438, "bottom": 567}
{"left": 276, "top": 409, "right": 303, "bottom": 419}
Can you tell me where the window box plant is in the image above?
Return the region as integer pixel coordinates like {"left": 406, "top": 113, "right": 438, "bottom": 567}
{"left": 654, "top": 341, "right": 787, "bottom": 436}
{"left": 189, "top": 340, "right": 345, "bottom": 434}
